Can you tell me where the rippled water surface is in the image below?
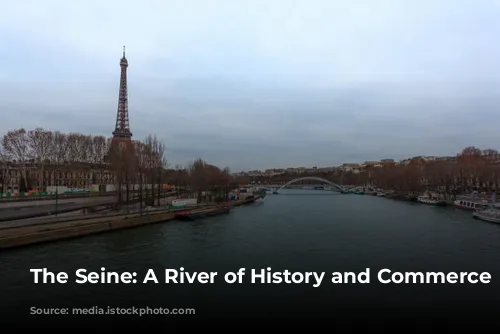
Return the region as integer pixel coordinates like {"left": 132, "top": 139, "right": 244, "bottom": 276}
{"left": 2, "top": 190, "right": 500, "bottom": 322}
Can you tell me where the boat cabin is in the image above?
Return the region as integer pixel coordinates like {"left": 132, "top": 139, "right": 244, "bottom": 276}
{"left": 455, "top": 199, "right": 488, "bottom": 211}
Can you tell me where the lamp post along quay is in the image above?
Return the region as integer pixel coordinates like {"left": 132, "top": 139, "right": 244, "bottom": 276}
{"left": 55, "top": 159, "right": 59, "bottom": 217}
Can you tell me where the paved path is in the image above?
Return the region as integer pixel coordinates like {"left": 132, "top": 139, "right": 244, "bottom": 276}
{"left": 0, "top": 195, "right": 116, "bottom": 210}
{"left": 0, "top": 195, "right": 182, "bottom": 229}
{"left": 0, "top": 191, "right": 179, "bottom": 210}
{"left": 0, "top": 201, "right": 113, "bottom": 221}
{"left": 0, "top": 209, "right": 119, "bottom": 229}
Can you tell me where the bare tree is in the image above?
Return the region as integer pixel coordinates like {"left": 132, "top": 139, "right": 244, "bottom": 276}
{"left": 189, "top": 158, "right": 209, "bottom": 202}
{"left": 108, "top": 139, "right": 136, "bottom": 207}
{"left": 27, "top": 128, "right": 53, "bottom": 191}
{"left": 4, "top": 127, "right": 497, "bottom": 202}
{"left": 0, "top": 144, "right": 9, "bottom": 193}
{"left": 2, "top": 129, "right": 31, "bottom": 191}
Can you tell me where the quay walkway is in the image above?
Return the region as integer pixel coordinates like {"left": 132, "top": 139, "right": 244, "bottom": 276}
{"left": 0, "top": 191, "right": 179, "bottom": 222}
{"left": 0, "top": 195, "right": 262, "bottom": 250}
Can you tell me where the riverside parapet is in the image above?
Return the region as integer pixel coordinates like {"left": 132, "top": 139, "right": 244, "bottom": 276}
{"left": 0, "top": 210, "right": 176, "bottom": 249}
{"left": 0, "top": 196, "right": 263, "bottom": 250}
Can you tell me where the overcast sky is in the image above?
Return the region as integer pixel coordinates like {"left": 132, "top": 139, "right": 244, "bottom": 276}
{"left": 1, "top": 0, "right": 500, "bottom": 171}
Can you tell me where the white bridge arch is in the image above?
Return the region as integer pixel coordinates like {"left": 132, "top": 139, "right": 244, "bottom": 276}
{"left": 274, "top": 177, "right": 346, "bottom": 193}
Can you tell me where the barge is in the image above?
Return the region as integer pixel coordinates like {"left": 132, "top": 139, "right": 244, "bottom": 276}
{"left": 174, "top": 205, "right": 231, "bottom": 221}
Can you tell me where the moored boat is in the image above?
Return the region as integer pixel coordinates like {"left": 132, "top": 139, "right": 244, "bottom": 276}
{"left": 254, "top": 188, "right": 267, "bottom": 199}
{"left": 472, "top": 208, "right": 500, "bottom": 224}
{"left": 417, "top": 196, "right": 446, "bottom": 206}
{"left": 174, "top": 205, "right": 231, "bottom": 221}
{"left": 454, "top": 199, "right": 489, "bottom": 211}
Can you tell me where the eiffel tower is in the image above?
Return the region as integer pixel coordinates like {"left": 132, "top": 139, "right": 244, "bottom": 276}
{"left": 112, "top": 46, "right": 132, "bottom": 140}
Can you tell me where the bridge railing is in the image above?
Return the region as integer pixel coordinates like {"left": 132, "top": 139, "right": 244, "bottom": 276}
{"left": 273, "top": 177, "right": 347, "bottom": 193}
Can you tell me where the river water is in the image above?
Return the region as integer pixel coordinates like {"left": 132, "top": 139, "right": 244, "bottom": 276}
{"left": 1, "top": 190, "right": 500, "bottom": 324}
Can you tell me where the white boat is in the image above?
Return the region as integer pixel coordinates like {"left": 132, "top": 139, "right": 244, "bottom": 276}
{"left": 473, "top": 208, "right": 500, "bottom": 224}
{"left": 417, "top": 196, "right": 446, "bottom": 206}
{"left": 454, "top": 199, "right": 489, "bottom": 211}
{"left": 376, "top": 192, "right": 387, "bottom": 197}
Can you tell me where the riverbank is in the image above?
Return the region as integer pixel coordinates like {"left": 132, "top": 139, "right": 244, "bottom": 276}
{"left": 2, "top": 184, "right": 498, "bottom": 324}
{"left": 0, "top": 196, "right": 262, "bottom": 250}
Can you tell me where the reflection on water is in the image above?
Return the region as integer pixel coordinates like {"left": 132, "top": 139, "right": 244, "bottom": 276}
{"left": 1, "top": 189, "right": 500, "bottom": 322}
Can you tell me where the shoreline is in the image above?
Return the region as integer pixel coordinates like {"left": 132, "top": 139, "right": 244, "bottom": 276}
{"left": 0, "top": 196, "right": 261, "bottom": 250}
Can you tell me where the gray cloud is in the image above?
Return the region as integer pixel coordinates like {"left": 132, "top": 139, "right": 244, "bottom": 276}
{"left": 1, "top": 0, "right": 500, "bottom": 171}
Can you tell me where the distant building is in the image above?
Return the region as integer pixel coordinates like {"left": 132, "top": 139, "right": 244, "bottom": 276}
{"left": 264, "top": 169, "right": 285, "bottom": 176}
{"left": 435, "top": 156, "right": 457, "bottom": 162}
{"left": 317, "top": 167, "right": 336, "bottom": 173}
{"left": 340, "top": 163, "right": 361, "bottom": 173}
{"left": 247, "top": 170, "right": 262, "bottom": 176}
{"left": 0, "top": 161, "right": 115, "bottom": 194}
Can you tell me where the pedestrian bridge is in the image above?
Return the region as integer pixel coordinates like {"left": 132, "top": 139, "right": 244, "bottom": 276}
{"left": 273, "top": 177, "right": 347, "bottom": 194}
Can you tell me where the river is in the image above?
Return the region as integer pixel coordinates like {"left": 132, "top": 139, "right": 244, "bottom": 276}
{"left": 1, "top": 189, "right": 499, "bottom": 324}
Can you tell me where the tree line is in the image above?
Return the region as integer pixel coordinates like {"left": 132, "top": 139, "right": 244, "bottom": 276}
{"left": 0, "top": 128, "right": 240, "bottom": 207}
{"left": 3, "top": 128, "right": 497, "bottom": 201}
{"left": 248, "top": 147, "right": 500, "bottom": 197}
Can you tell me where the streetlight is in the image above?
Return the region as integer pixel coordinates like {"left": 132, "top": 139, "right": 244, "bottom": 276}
{"left": 55, "top": 159, "right": 59, "bottom": 217}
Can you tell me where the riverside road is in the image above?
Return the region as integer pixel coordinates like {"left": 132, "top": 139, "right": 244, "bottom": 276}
{"left": 0, "top": 191, "right": 177, "bottom": 223}
{"left": 0, "top": 196, "right": 114, "bottom": 209}
{"left": 1, "top": 189, "right": 499, "bottom": 324}
{"left": 0, "top": 196, "right": 115, "bottom": 222}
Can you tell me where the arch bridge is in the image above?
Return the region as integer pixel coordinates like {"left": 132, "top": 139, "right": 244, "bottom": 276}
{"left": 273, "top": 177, "right": 347, "bottom": 194}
